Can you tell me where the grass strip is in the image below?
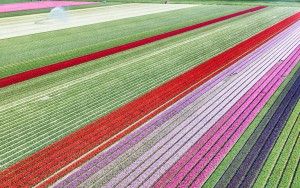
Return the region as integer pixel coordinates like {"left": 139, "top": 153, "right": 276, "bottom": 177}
{"left": 0, "top": 5, "right": 247, "bottom": 78}
{"left": 290, "top": 159, "right": 300, "bottom": 188}
{"left": 0, "top": 6, "right": 266, "bottom": 88}
{"left": 253, "top": 100, "right": 300, "bottom": 187}
{"left": 276, "top": 127, "right": 300, "bottom": 187}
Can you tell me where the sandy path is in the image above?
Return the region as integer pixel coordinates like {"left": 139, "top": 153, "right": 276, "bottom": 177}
{"left": 0, "top": 3, "right": 197, "bottom": 40}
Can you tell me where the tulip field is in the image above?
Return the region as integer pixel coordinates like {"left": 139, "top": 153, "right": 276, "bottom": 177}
{"left": 0, "top": 1, "right": 299, "bottom": 187}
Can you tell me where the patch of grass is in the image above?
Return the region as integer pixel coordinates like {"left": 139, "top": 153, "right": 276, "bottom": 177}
{"left": 277, "top": 130, "right": 300, "bottom": 187}
{"left": 0, "top": 0, "right": 28, "bottom": 4}
{"left": 291, "top": 163, "right": 300, "bottom": 188}
{"left": 0, "top": 5, "right": 248, "bottom": 78}
{"left": 253, "top": 100, "right": 300, "bottom": 187}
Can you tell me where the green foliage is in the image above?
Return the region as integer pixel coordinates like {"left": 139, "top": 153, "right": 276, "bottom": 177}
{"left": 0, "top": 6, "right": 296, "bottom": 170}
{"left": 0, "top": 5, "right": 246, "bottom": 78}
{"left": 253, "top": 100, "right": 300, "bottom": 187}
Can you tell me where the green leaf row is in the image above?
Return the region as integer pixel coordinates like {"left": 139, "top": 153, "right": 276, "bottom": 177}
{"left": 0, "top": 5, "right": 246, "bottom": 78}
{"left": 203, "top": 62, "right": 300, "bottom": 188}
{"left": 0, "top": 6, "right": 297, "bottom": 170}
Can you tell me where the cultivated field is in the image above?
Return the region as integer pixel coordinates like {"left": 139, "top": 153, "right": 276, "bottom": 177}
{"left": 0, "top": 3, "right": 196, "bottom": 39}
{"left": 0, "top": 0, "right": 299, "bottom": 187}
